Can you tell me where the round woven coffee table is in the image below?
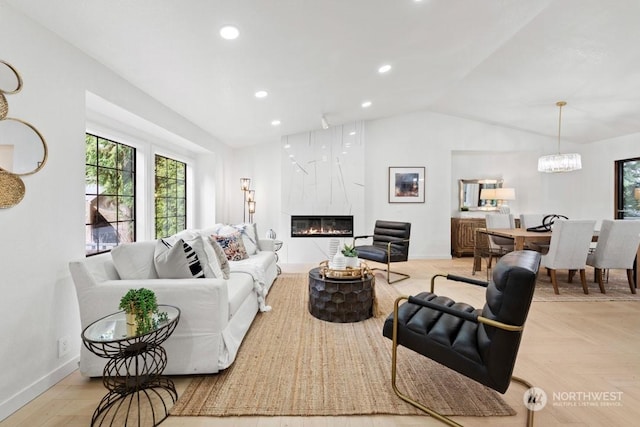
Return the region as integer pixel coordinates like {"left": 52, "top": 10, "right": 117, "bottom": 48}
{"left": 308, "top": 266, "right": 374, "bottom": 323}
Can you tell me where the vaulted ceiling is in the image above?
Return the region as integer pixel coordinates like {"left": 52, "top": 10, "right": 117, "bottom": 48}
{"left": 7, "top": 0, "right": 640, "bottom": 147}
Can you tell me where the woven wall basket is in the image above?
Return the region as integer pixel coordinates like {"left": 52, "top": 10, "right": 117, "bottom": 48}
{"left": 0, "top": 171, "right": 25, "bottom": 208}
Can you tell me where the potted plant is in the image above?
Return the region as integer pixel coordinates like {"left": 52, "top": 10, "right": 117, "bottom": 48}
{"left": 341, "top": 243, "right": 359, "bottom": 268}
{"left": 119, "top": 288, "right": 160, "bottom": 336}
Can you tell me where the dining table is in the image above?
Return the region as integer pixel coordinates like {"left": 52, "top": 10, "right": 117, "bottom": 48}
{"left": 479, "top": 228, "right": 639, "bottom": 290}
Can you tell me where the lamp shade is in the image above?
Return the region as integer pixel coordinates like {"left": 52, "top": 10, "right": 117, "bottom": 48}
{"left": 634, "top": 188, "right": 640, "bottom": 201}
{"left": 480, "top": 188, "right": 497, "bottom": 200}
{"left": 240, "top": 177, "right": 251, "bottom": 191}
{"left": 494, "top": 187, "right": 516, "bottom": 200}
{"left": 537, "top": 153, "right": 582, "bottom": 173}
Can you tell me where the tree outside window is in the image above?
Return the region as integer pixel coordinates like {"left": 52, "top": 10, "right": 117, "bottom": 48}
{"left": 155, "top": 155, "right": 186, "bottom": 238}
{"left": 85, "top": 133, "right": 136, "bottom": 255}
{"left": 616, "top": 157, "right": 640, "bottom": 219}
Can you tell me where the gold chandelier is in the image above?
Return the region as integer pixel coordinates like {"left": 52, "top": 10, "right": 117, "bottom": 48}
{"left": 538, "top": 101, "right": 582, "bottom": 173}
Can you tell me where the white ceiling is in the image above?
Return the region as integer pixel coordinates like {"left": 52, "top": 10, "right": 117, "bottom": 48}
{"left": 7, "top": 0, "right": 640, "bottom": 147}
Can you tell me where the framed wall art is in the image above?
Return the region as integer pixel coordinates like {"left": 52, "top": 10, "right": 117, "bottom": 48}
{"left": 388, "top": 166, "right": 425, "bottom": 203}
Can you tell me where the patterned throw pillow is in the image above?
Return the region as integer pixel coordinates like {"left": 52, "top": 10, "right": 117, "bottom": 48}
{"left": 208, "top": 237, "right": 231, "bottom": 279}
{"left": 212, "top": 231, "right": 249, "bottom": 261}
{"left": 154, "top": 238, "right": 205, "bottom": 279}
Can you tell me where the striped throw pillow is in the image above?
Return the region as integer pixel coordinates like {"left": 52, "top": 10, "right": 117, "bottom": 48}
{"left": 154, "top": 238, "right": 205, "bottom": 279}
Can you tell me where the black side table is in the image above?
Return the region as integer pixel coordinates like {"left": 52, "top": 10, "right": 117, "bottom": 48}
{"left": 82, "top": 305, "right": 180, "bottom": 427}
{"left": 308, "top": 267, "right": 374, "bottom": 323}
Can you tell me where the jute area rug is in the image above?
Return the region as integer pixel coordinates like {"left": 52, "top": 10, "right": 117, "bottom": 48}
{"left": 170, "top": 273, "right": 516, "bottom": 417}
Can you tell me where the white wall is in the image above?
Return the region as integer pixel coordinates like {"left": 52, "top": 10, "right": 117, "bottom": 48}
{"left": 237, "top": 109, "right": 639, "bottom": 264}
{"left": 0, "top": 3, "right": 231, "bottom": 420}
{"left": 363, "top": 110, "right": 553, "bottom": 258}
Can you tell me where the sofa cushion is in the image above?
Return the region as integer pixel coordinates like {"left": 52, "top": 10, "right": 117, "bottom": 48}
{"left": 213, "top": 231, "right": 249, "bottom": 261}
{"left": 110, "top": 241, "right": 158, "bottom": 279}
{"left": 154, "top": 238, "right": 205, "bottom": 279}
{"left": 230, "top": 250, "right": 275, "bottom": 275}
{"left": 226, "top": 272, "right": 256, "bottom": 317}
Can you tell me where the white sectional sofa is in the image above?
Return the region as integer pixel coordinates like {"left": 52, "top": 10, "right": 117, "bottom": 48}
{"left": 69, "top": 224, "right": 278, "bottom": 377}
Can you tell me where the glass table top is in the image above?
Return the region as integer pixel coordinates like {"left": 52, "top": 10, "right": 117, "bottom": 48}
{"left": 82, "top": 305, "right": 180, "bottom": 343}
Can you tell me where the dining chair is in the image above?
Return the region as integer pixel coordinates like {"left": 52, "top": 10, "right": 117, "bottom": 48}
{"left": 540, "top": 219, "right": 596, "bottom": 294}
{"left": 586, "top": 219, "right": 640, "bottom": 294}
{"left": 519, "top": 213, "right": 550, "bottom": 253}
{"left": 519, "top": 214, "right": 546, "bottom": 230}
{"left": 472, "top": 228, "right": 505, "bottom": 281}
{"left": 485, "top": 213, "right": 516, "bottom": 253}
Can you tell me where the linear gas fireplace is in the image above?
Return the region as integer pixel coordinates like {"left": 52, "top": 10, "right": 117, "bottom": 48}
{"left": 291, "top": 215, "right": 353, "bottom": 238}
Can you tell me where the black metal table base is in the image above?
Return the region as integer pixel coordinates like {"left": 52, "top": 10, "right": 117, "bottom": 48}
{"left": 92, "top": 377, "right": 177, "bottom": 427}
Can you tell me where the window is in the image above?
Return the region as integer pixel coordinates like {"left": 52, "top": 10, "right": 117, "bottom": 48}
{"left": 155, "top": 155, "right": 187, "bottom": 238}
{"left": 85, "top": 133, "right": 136, "bottom": 255}
{"left": 615, "top": 157, "right": 640, "bottom": 219}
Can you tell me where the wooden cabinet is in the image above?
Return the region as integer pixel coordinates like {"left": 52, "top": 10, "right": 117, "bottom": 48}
{"left": 451, "top": 217, "right": 486, "bottom": 257}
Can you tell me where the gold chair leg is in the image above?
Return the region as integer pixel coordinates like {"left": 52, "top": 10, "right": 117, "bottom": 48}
{"left": 390, "top": 297, "right": 534, "bottom": 427}
{"left": 512, "top": 376, "right": 535, "bottom": 427}
{"left": 370, "top": 259, "right": 410, "bottom": 284}
{"left": 390, "top": 297, "right": 463, "bottom": 426}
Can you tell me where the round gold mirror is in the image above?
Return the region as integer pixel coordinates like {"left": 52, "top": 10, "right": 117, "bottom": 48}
{"left": 0, "top": 60, "right": 23, "bottom": 95}
{"left": 0, "top": 117, "right": 48, "bottom": 176}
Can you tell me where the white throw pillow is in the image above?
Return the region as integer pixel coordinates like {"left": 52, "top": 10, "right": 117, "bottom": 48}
{"left": 154, "top": 238, "right": 205, "bottom": 279}
{"left": 111, "top": 242, "right": 157, "bottom": 279}
{"left": 232, "top": 223, "right": 259, "bottom": 255}
{"left": 174, "top": 230, "right": 228, "bottom": 279}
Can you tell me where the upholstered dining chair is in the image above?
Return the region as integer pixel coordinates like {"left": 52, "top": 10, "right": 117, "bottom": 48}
{"left": 485, "top": 213, "right": 516, "bottom": 253}
{"left": 586, "top": 219, "right": 640, "bottom": 294}
{"left": 383, "top": 250, "right": 541, "bottom": 427}
{"left": 519, "top": 214, "right": 546, "bottom": 230}
{"left": 353, "top": 220, "right": 411, "bottom": 284}
{"left": 540, "top": 219, "right": 596, "bottom": 294}
{"left": 472, "top": 227, "right": 504, "bottom": 281}
{"left": 519, "top": 213, "right": 550, "bottom": 253}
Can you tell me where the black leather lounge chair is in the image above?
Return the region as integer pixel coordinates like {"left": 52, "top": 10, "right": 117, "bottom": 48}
{"left": 353, "top": 220, "right": 411, "bottom": 284}
{"left": 382, "top": 250, "right": 541, "bottom": 426}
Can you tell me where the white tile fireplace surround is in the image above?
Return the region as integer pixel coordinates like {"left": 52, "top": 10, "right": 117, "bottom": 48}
{"left": 279, "top": 124, "right": 365, "bottom": 264}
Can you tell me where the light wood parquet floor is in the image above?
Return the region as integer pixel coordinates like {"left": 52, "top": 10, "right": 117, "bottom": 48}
{"left": 2, "top": 257, "right": 639, "bottom": 427}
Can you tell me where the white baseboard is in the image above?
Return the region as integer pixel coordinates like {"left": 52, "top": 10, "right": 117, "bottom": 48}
{"left": 0, "top": 356, "right": 79, "bottom": 422}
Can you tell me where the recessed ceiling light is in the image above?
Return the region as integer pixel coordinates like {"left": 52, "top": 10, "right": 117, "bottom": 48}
{"left": 349, "top": 131, "right": 356, "bottom": 136}
{"left": 361, "top": 101, "right": 372, "bottom": 108}
{"left": 254, "top": 90, "right": 268, "bottom": 98}
{"left": 283, "top": 143, "right": 291, "bottom": 149}
{"left": 219, "top": 25, "right": 239, "bottom": 40}
{"left": 378, "top": 64, "right": 392, "bottom": 74}
{"left": 271, "top": 120, "right": 281, "bottom": 126}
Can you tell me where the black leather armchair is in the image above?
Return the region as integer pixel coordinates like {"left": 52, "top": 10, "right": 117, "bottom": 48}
{"left": 382, "top": 250, "right": 541, "bottom": 426}
{"left": 353, "top": 220, "right": 411, "bottom": 284}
